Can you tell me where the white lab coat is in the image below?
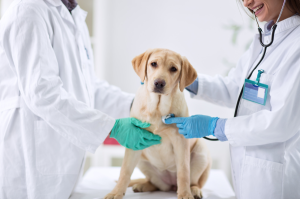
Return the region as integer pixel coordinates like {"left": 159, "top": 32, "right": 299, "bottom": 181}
{"left": 0, "top": 0, "right": 134, "bottom": 198}
{"left": 192, "top": 15, "right": 300, "bottom": 199}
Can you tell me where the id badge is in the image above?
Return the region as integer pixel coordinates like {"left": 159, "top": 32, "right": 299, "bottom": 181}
{"left": 242, "top": 79, "right": 268, "bottom": 105}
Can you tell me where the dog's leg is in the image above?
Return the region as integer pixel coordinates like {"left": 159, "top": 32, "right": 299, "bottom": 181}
{"left": 190, "top": 139, "right": 211, "bottom": 199}
{"left": 136, "top": 159, "right": 172, "bottom": 192}
{"left": 198, "top": 162, "right": 210, "bottom": 189}
{"left": 169, "top": 133, "right": 194, "bottom": 199}
{"left": 104, "top": 149, "right": 142, "bottom": 199}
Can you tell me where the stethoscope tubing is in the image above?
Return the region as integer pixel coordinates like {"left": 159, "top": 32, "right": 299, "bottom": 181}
{"left": 203, "top": 136, "right": 219, "bottom": 141}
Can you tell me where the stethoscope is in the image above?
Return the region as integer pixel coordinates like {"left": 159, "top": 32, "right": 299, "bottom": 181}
{"left": 203, "top": 0, "right": 287, "bottom": 141}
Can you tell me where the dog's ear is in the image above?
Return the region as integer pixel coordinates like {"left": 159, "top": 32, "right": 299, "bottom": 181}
{"left": 132, "top": 49, "right": 153, "bottom": 82}
{"left": 179, "top": 56, "right": 197, "bottom": 92}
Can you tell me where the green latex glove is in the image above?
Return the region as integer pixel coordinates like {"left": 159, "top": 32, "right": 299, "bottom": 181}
{"left": 110, "top": 118, "right": 161, "bottom": 150}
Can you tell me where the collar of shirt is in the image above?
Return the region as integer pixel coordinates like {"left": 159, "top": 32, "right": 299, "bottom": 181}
{"left": 264, "top": 15, "right": 300, "bottom": 35}
{"left": 61, "top": 0, "right": 78, "bottom": 12}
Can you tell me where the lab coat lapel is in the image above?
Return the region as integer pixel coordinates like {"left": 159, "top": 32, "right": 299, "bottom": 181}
{"left": 69, "top": 6, "right": 88, "bottom": 43}
{"left": 240, "top": 34, "right": 262, "bottom": 86}
{"left": 248, "top": 35, "right": 262, "bottom": 71}
{"left": 70, "top": 6, "right": 92, "bottom": 107}
{"left": 45, "top": 0, "right": 78, "bottom": 29}
{"left": 72, "top": 6, "right": 88, "bottom": 26}
{"left": 57, "top": 5, "right": 77, "bottom": 29}
{"left": 44, "top": 1, "right": 87, "bottom": 31}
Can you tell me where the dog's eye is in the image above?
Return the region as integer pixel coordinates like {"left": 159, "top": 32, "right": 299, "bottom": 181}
{"left": 170, "top": 67, "right": 177, "bottom": 72}
{"left": 151, "top": 62, "right": 157, "bottom": 67}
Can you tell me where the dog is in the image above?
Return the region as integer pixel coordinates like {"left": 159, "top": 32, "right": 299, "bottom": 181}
{"left": 104, "top": 48, "right": 211, "bottom": 199}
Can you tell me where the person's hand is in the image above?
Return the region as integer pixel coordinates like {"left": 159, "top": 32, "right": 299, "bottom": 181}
{"left": 110, "top": 118, "right": 161, "bottom": 150}
{"left": 165, "top": 115, "right": 219, "bottom": 139}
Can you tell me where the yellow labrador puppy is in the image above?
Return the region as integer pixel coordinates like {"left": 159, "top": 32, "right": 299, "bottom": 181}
{"left": 104, "top": 49, "right": 211, "bottom": 199}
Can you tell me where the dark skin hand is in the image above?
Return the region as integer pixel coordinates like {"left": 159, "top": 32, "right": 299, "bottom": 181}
{"left": 61, "top": 0, "right": 78, "bottom": 12}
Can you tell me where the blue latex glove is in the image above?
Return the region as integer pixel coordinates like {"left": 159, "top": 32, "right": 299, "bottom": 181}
{"left": 165, "top": 115, "right": 219, "bottom": 139}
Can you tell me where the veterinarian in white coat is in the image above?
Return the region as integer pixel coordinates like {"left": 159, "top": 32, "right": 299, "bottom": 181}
{"left": 0, "top": 0, "right": 161, "bottom": 199}
{"left": 166, "top": 0, "right": 300, "bottom": 199}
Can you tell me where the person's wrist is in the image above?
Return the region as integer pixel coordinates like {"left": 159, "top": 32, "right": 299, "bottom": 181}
{"left": 110, "top": 119, "right": 120, "bottom": 138}
{"left": 209, "top": 117, "right": 219, "bottom": 136}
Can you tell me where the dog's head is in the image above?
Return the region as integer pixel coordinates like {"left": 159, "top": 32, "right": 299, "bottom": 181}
{"left": 132, "top": 48, "right": 197, "bottom": 95}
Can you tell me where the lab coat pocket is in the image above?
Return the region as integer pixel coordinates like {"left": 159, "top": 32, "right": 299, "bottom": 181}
{"left": 35, "top": 120, "right": 84, "bottom": 175}
{"left": 241, "top": 99, "right": 261, "bottom": 113}
{"left": 240, "top": 156, "right": 283, "bottom": 199}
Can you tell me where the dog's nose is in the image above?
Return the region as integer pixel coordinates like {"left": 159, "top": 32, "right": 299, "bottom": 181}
{"left": 154, "top": 79, "right": 166, "bottom": 89}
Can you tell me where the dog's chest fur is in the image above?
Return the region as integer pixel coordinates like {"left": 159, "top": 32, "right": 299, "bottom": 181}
{"left": 131, "top": 85, "right": 188, "bottom": 133}
{"left": 130, "top": 85, "right": 189, "bottom": 171}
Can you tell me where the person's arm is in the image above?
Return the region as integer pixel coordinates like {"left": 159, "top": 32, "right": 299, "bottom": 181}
{"left": 186, "top": 45, "right": 254, "bottom": 108}
{"left": 93, "top": 77, "right": 135, "bottom": 119}
{"left": 225, "top": 44, "right": 300, "bottom": 147}
{"left": 6, "top": 5, "right": 115, "bottom": 153}
{"left": 82, "top": 24, "right": 134, "bottom": 119}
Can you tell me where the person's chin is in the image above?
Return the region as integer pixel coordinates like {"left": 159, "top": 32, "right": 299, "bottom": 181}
{"left": 257, "top": 15, "right": 269, "bottom": 23}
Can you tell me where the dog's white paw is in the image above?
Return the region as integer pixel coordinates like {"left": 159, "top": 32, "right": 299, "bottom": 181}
{"left": 104, "top": 192, "right": 124, "bottom": 199}
{"left": 191, "top": 186, "right": 203, "bottom": 199}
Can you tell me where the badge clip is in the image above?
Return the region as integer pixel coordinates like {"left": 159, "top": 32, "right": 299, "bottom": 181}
{"left": 254, "top": 69, "right": 264, "bottom": 86}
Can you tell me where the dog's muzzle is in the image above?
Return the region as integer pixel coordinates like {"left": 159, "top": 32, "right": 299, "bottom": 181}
{"left": 153, "top": 79, "right": 166, "bottom": 93}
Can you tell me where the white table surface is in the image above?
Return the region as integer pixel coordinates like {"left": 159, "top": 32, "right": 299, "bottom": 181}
{"left": 70, "top": 167, "right": 236, "bottom": 199}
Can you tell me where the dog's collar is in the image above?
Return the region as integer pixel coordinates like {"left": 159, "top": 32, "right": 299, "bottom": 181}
{"left": 141, "top": 82, "right": 144, "bottom": 85}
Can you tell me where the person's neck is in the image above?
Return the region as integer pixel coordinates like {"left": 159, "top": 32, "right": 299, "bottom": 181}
{"left": 273, "top": 6, "right": 296, "bottom": 23}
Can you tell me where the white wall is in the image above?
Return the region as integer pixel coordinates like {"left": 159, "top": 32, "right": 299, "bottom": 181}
{"left": 93, "top": 0, "right": 257, "bottom": 182}
{"left": 93, "top": 0, "right": 255, "bottom": 88}
{"left": 0, "top": 0, "right": 10, "bottom": 17}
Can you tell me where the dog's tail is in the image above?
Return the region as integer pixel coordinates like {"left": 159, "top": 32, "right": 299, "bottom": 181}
{"left": 128, "top": 178, "right": 148, "bottom": 187}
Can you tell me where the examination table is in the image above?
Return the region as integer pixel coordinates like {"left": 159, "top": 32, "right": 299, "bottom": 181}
{"left": 70, "top": 167, "right": 236, "bottom": 199}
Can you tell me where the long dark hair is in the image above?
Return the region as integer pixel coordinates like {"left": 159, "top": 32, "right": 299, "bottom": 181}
{"left": 239, "top": 0, "right": 299, "bottom": 16}
{"left": 288, "top": 0, "right": 300, "bottom": 14}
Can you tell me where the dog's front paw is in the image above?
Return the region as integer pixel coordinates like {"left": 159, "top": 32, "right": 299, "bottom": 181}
{"left": 132, "top": 181, "right": 157, "bottom": 192}
{"left": 191, "top": 186, "right": 203, "bottom": 199}
{"left": 177, "top": 191, "right": 194, "bottom": 199}
{"left": 104, "top": 192, "right": 124, "bottom": 199}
